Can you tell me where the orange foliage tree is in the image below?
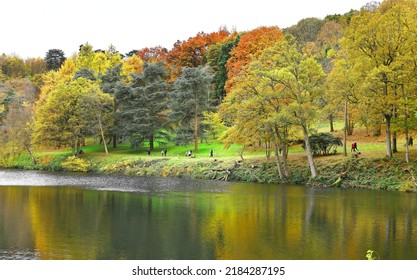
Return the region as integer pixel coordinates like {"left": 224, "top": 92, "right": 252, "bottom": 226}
{"left": 137, "top": 46, "right": 168, "bottom": 63}
{"left": 225, "top": 26, "right": 284, "bottom": 93}
{"left": 167, "top": 29, "right": 230, "bottom": 79}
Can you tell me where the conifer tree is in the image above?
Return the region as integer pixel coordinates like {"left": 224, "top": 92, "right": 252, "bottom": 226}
{"left": 116, "top": 62, "right": 169, "bottom": 149}
{"left": 169, "top": 66, "right": 214, "bottom": 152}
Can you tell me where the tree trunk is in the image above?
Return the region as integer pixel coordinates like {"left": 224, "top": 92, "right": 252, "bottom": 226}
{"left": 301, "top": 123, "right": 317, "bottom": 178}
{"left": 270, "top": 128, "right": 283, "bottom": 180}
{"left": 112, "top": 100, "right": 118, "bottom": 148}
{"left": 405, "top": 130, "right": 410, "bottom": 163}
{"left": 329, "top": 114, "right": 334, "bottom": 132}
{"left": 392, "top": 132, "right": 397, "bottom": 153}
{"left": 25, "top": 145, "right": 37, "bottom": 165}
{"left": 272, "top": 139, "right": 283, "bottom": 180}
{"left": 275, "top": 125, "right": 290, "bottom": 178}
{"left": 149, "top": 134, "right": 154, "bottom": 150}
{"left": 343, "top": 95, "right": 348, "bottom": 157}
{"left": 347, "top": 117, "right": 355, "bottom": 135}
{"left": 194, "top": 94, "right": 199, "bottom": 152}
{"left": 112, "top": 135, "right": 117, "bottom": 148}
{"left": 98, "top": 115, "right": 108, "bottom": 155}
{"left": 385, "top": 114, "right": 392, "bottom": 159}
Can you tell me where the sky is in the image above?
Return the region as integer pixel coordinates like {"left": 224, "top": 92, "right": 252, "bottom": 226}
{"left": 1, "top": 0, "right": 371, "bottom": 58}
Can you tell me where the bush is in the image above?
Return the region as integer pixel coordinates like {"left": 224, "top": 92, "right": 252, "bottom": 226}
{"left": 61, "top": 156, "right": 91, "bottom": 172}
{"left": 303, "top": 133, "right": 342, "bottom": 156}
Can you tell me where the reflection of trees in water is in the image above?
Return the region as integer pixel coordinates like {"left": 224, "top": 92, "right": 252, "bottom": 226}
{"left": 1, "top": 183, "right": 417, "bottom": 260}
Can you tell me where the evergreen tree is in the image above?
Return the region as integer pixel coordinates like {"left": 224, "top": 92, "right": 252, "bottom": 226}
{"left": 44, "top": 49, "right": 66, "bottom": 71}
{"left": 214, "top": 36, "right": 240, "bottom": 104}
{"left": 73, "top": 68, "right": 96, "bottom": 81}
{"left": 116, "top": 62, "right": 169, "bottom": 149}
{"left": 0, "top": 88, "right": 15, "bottom": 124}
{"left": 100, "top": 64, "right": 123, "bottom": 148}
{"left": 169, "top": 66, "right": 214, "bottom": 152}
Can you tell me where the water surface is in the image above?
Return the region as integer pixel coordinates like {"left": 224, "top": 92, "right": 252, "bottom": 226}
{"left": 1, "top": 169, "right": 416, "bottom": 260}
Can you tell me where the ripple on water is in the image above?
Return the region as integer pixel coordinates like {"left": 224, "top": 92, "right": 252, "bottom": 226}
{"left": 0, "top": 250, "right": 39, "bottom": 260}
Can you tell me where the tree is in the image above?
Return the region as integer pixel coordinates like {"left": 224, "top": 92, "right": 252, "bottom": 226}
{"left": 138, "top": 46, "right": 168, "bottom": 63}
{"left": 342, "top": 0, "right": 415, "bottom": 158}
{"left": 121, "top": 54, "right": 143, "bottom": 80}
{"left": 76, "top": 85, "right": 114, "bottom": 155}
{"left": 219, "top": 58, "right": 291, "bottom": 179}
{"left": 284, "top": 17, "right": 324, "bottom": 45}
{"left": 167, "top": 29, "right": 230, "bottom": 79}
{"left": 261, "top": 35, "right": 326, "bottom": 178}
{"left": 34, "top": 78, "right": 113, "bottom": 155}
{"left": 73, "top": 68, "right": 96, "bottom": 81}
{"left": 326, "top": 52, "right": 359, "bottom": 156}
{"left": 169, "top": 66, "right": 214, "bottom": 152}
{"left": 1, "top": 56, "right": 26, "bottom": 78}
{"left": 76, "top": 43, "right": 122, "bottom": 74}
{"left": 44, "top": 49, "right": 66, "bottom": 71}
{"left": 100, "top": 64, "right": 124, "bottom": 148}
{"left": 207, "top": 35, "right": 240, "bottom": 104}
{"left": 0, "top": 88, "right": 15, "bottom": 124}
{"left": 24, "top": 57, "right": 46, "bottom": 77}
{"left": 116, "top": 62, "right": 169, "bottom": 150}
{"left": 225, "top": 26, "right": 284, "bottom": 93}
{"left": 0, "top": 79, "right": 38, "bottom": 164}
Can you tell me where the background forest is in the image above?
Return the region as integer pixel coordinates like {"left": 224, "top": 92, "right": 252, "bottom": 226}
{"left": 1, "top": 0, "right": 417, "bottom": 185}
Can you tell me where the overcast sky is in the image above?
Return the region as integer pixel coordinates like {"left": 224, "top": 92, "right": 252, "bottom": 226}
{"left": 1, "top": 0, "right": 370, "bottom": 58}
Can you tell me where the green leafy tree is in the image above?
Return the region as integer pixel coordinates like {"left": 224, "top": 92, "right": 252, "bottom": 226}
{"left": 342, "top": 0, "right": 416, "bottom": 158}
{"left": 284, "top": 17, "right": 324, "bottom": 45}
{"left": 76, "top": 85, "right": 114, "bottom": 155}
{"left": 207, "top": 35, "right": 240, "bottom": 105}
{"left": 169, "top": 66, "right": 214, "bottom": 152}
{"left": 34, "top": 78, "right": 112, "bottom": 155}
{"left": 262, "top": 35, "right": 326, "bottom": 178}
{"left": 0, "top": 79, "right": 38, "bottom": 165}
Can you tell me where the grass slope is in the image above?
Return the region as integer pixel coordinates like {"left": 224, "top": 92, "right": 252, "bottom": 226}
{"left": 5, "top": 124, "right": 417, "bottom": 192}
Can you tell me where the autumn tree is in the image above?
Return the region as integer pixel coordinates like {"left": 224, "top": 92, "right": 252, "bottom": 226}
{"left": 138, "top": 46, "right": 168, "bottom": 63}
{"left": 24, "top": 57, "right": 46, "bottom": 77}
{"left": 219, "top": 60, "right": 291, "bottom": 178}
{"left": 326, "top": 52, "right": 359, "bottom": 156}
{"left": 167, "top": 29, "right": 230, "bottom": 79}
{"left": 169, "top": 66, "right": 214, "bottom": 152}
{"left": 261, "top": 35, "right": 326, "bottom": 178}
{"left": 225, "top": 26, "right": 283, "bottom": 93}
{"left": 76, "top": 43, "right": 122, "bottom": 75}
{"left": 284, "top": 17, "right": 324, "bottom": 46}
{"left": 0, "top": 55, "right": 26, "bottom": 78}
{"left": 34, "top": 78, "right": 113, "bottom": 155}
{"left": 342, "top": 0, "right": 416, "bottom": 158}
{"left": 0, "top": 79, "right": 38, "bottom": 164}
{"left": 121, "top": 54, "right": 143, "bottom": 80}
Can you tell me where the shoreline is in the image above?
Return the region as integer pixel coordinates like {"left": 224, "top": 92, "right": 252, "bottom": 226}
{"left": 3, "top": 153, "right": 417, "bottom": 192}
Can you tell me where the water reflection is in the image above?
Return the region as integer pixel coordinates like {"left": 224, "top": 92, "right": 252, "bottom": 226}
{"left": 1, "top": 170, "right": 417, "bottom": 260}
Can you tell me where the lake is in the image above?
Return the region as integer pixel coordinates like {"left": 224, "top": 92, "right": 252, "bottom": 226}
{"left": 1, "top": 169, "right": 416, "bottom": 260}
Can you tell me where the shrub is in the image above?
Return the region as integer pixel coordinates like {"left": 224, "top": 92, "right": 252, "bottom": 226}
{"left": 303, "top": 133, "right": 342, "bottom": 156}
{"left": 61, "top": 156, "right": 91, "bottom": 172}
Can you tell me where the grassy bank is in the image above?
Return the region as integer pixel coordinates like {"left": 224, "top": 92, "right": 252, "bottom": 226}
{"left": 4, "top": 135, "right": 417, "bottom": 192}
